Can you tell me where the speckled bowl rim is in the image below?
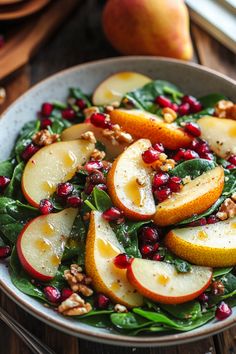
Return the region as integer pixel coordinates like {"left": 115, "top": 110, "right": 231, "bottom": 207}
{"left": 0, "top": 56, "right": 236, "bottom": 347}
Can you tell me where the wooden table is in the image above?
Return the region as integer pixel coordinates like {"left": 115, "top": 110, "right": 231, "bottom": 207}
{"left": 0, "top": 1, "right": 235, "bottom": 353}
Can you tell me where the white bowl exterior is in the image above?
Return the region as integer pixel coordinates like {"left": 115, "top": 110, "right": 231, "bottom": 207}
{"left": 0, "top": 57, "right": 235, "bottom": 346}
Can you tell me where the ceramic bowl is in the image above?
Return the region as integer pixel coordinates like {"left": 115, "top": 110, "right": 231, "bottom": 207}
{"left": 0, "top": 57, "right": 235, "bottom": 347}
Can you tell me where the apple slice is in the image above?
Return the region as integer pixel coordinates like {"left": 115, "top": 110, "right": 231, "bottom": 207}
{"left": 107, "top": 139, "right": 155, "bottom": 220}
{"left": 61, "top": 123, "right": 129, "bottom": 159}
{"left": 92, "top": 72, "right": 151, "bottom": 105}
{"left": 127, "top": 258, "right": 212, "bottom": 304}
{"left": 165, "top": 217, "right": 236, "bottom": 267}
{"left": 109, "top": 109, "right": 192, "bottom": 149}
{"left": 17, "top": 208, "right": 78, "bottom": 281}
{"left": 154, "top": 166, "right": 224, "bottom": 226}
{"left": 22, "top": 140, "right": 94, "bottom": 207}
{"left": 85, "top": 211, "right": 143, "bottom": 308}
{"left": 198, "top": 116, "right": 236, "bottom": 158}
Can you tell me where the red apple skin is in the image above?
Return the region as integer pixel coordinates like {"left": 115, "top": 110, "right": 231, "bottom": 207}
{"left": 126, "top": 260, "right": 212, "bottom": 304}
{"left": 21, "top": 186, "right": 39, "bottom": 208}
{"left": 17, "top": 219, "right": 54, "bottom": 282}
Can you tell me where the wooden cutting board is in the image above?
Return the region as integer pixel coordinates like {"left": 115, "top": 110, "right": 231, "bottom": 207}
{"left": 0, "top": 0, "right": 79, "bottom": 81}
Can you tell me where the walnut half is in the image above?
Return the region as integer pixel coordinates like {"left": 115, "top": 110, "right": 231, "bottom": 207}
{"left": 58, "top": 293, "right": 92, "bottom": 316}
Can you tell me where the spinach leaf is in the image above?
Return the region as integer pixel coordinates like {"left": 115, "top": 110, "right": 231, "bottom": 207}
{"left": 213, "top": 267, "right": 233, "bottom": 278}
{"left": 0, "top": 159, "right": 15, "bottom": 177}
{"left": 198, "top": 93, "right": 227, "bottom": 108}
{"left": 50, "top": 117, "right": 71, "bottom": 135}
{"left": 124, "top": 80, "right": 183, "bottom": 112}
{"left": 4, "top": 162, "right": 25, "bottom": 200}
{"left": 159, "top": 248, "right": 192, "bottom": 273}
{"left": 160, "top": 301, "right": 201, "bottom": 320}
{"left": 14, "top": 120, "right": 40, "bottom": 162}
{"left": 80, "top": 313, "right": 113, "bottom": 329}
{"left": 111, "top": 312, "right": 153, "bottom": 329}
{"left": 69, "top": 88, "right": 92, "bottom": 108}
{"left": 170, "top": 159, "right": 216, "bottom": 180}
{"left": 221, "top": 273, "right": 236, "bottom": 294}
{"left": 83, "top": 187, "right": 112, "bottom": 213}
{"left": 175, "top": 108, "right": 215, "bottom": 125}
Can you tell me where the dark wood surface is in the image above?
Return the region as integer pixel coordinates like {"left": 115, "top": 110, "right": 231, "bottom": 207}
{"left": 0, "top": 1, "right": 236, "bottom": 353}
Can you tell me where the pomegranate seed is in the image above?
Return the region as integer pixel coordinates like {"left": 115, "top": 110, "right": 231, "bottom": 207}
{"left": 216, "top": 302, "right": 232, "bottom": 321}
{"left": 152, "top": 243, "right": 160, "bottom": 252}
{"left": 188, "top": 217, "right": 207, "bottom": 227}
{"left": 189, "top": 139, "right": 200, "bottom": 151}
{"left": 173, "top": 148, "right": 186, "bottom": 161}
{"left": 21, "top": 144, "right": 40, "bottom": 161}
{"left": 155, "top": 95, "right": 172, "bottom": 108}
{"left": 84, "top": 161, "right": 103, "bottom": 173}
{"left": 154, "top": 187, "right": 171, "bottom": 202}
{"left": 140, "top": 227, "right": 159, "bottom": 244}
{"left": 228, "top": 155, "right": 236, "bottom": 165}
{"left": 152, "top": 253, "right": 163, "bottom": 261}
{"left": 43, "top": 286, "right": 61, "bottom": 303}
{"left": 190, "top": 101, "right": 202, "bottom": 113}
{"left": 168, "top": 176, "right": 182, "bottom": 192}
{"left": 96, "top": 183, "right": 107, "bottom": 191}
{"left": 114, "top": 253, "right": 131, "bottom": 269}
{"left": 60, "top": 288, "right": 73, "bottom": 302}
{"left": 198, "top": 293, "right": 209, "bottom": 303}
{"left": 39, "top": 199, "right": 53, "bottom": 215}
{"left": 76, "top": 99, "right": 87, "bottom": 110}
{"left": 84, "top": 182, "right": 95, "bottom": 195}
{"left": 153, "top": 172, "right": 169, "bottom": 188}
{"left": 56, "top": 182, "right": 73, "bottom": 198}
{"left": 41, "top": 118, "right": 52, "bottom": 129}
{"left": 142, "top": 147, "right": 159, "bottom": 164}
{"left": 178, "top": 103, "right": 190, "bottom": 116}
{"left": 197, "top": 142, "right": 210, "bottom": 155}
{"left": 153, "top": 142, "right": 164, "bottom": 153}
{"left": 207, "top": 215, "right": 219, "bottom": 224}
{"left": 41, "top": 102, "right": 53, "bottom": 117}
{"left": 182, "top": 95, "right": 197, "bottom": 106}
{"left": 226, "top": 164, "right": 235, "bottom": 169}
{"left": 102, "top": 207, "right": 123, "bottom": 222}
{"left": 88, "top": 171, "right": 106, "bottom": 185}
{"left": 95, "top": 293, "right": 110, "bottom": 309}
{"left": 0, "top": 245, "right": 11, "bottom": 259}
{"left": 67, "top": 195, "right": 82, "bottom": 208}
{"left": 184, "top": 122, "right": 201, "bottom": 137}
{"left": 0, "top": 34, "right": 5, "bottom": 49}
{"left": 170, "top": 103, "right": 179, "bottom": 112}
{"left": 62, "top": 108, "right": 76, "bottom": 120}
{"left": 141, "top": 244, "right": 154, "bottom": 256}
{"left": 201, "top": 152, "right": 214, "bottom": 161}
{"left": 0, "top": 176, "right": 10, "bottom": 190}
{"left": 183, "top": 149, "right": 199, "bottom": 160}
{"left": 90, "top": 113, "right": 111, "bottom": 129}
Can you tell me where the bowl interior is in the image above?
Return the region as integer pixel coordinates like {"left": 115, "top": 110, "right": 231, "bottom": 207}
{"left": 0, "top": 57, "right": 235, "bottom": 346}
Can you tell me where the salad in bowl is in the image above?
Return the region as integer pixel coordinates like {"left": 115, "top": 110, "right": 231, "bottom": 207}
{"left": 0, "top": 70, "right": 236, "bottom": 336}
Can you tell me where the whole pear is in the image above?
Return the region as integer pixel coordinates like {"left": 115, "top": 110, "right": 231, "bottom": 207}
{"left": 102, "top": 0, "right": 193, "bottom": 60}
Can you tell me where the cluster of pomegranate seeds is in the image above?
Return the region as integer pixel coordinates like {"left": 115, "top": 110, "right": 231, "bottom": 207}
{"left": 0, "top": 245, "right": 11, "bottom": 259}
{"left": 41, "top": 118, "right": 52, "bottom": 129}
{"left": 62, "top": 108, "right": 76, "bottom": 120}
{"left": 84, "top": 168, "right": 107, "bottom": 195}
{"left": 207, "top": 215, "right": 219, "bottom": 224}
{"left": 90, "top": 112, "right": 112, "bottom": 129}
{"left": 180, "top": 95, "right": 203, "bottom": 115}
{"left": 178, "top": 103, "right": 190, "bottom": 116}
{"left": 155, "top": 94, "right": 202, "bottom": 116}
{"left": 56, "top": 182, "right": 74, "bottom": 198}
{"left": 227, "top": 155, "right": 236, "bottom": 169}
{"left": 198, "top": 292, "right": 209, "bottom": 303}
{"left": 215, "top": 301, "right": 232, "bottom": 321}
{"left": 152, "top": 172, "right": 182, "bottom": 203}
{"left": 188, "top": 217, "right": 207, "bottom": 227}
{"left": 154, "top": 187, "right": 171, "bottom": 202}
{"left": 102, "top": 207, "right": 124, "bottom": 223}
{"left": 184, "top": 122, "right": 201, "bottom": 137}
{"left": 173, "top": 138, "right": 213, "bottom": 162}
{"left": 39, "top": 199, "right": 53, "bottom": 215}
{"left": 139, "top": 226, "right": 162, "bottom": 261}
{"left": 142, "top": 147, "right": 160, "bottom": 164}
{"left": 0, "top": 176, "right": 10, "bottom": 191}
{"left": 95, "top": 293, "right": 110, "bottom": 309}
{"left": 41, "top": 102, "right": 53, "bottom": 117}
{"left": 43, "top": 286, "right": 61, "bottom": 303}
{"left": 141, "top": 227, "right": 159, "bottom": 243}
{"left": 21, "top": 143, "right": 40, "bottom": 161}
{"left": 167, "top": 176, "right": 182, "bottom": 192}
{"left": 114, "top": 253, "right": 131, "bottom": 269}
{"left": 76, "top": 98, "right": 87, "bottom": 110}
{"left": 153, "top": 172, "right": 169, "bottom": 188}
{"left": 67, "top": 195, "right": 82, "bottom": 208}
{"left": 60, "top": 288, "right": 73, "bottom": 302}
{"left": 84, "top": 161, "right": 103, "bottom": 173}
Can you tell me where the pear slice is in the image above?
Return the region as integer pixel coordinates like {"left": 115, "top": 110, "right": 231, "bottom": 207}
{"left": 107, "top": 139, "right": 156, "bottom": 220}
{"left": 85, "top": 211, "right": 143, "bottom": 308}
{"left": 61, "top": 123, "right": 129, "bottom": 159}
{"left": 198, "top": 116, "right": 236, "bottom": 158}
{"left": 127, "top": 258, "right": 212, "bottom": 304}
{"left": 154, "top": 166, "right": 224, "bottom": 226}
{"left": 22, "top": 140, "right": 94, "bottom": 207}
{"left": 17, "top": 208, "right": 78, "bottom": 281}
{"left": 92, "top": 71, "right": 151, "bottom": 105}
{"left": 165, "top": 217, "right": 236, "bottom": 267}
